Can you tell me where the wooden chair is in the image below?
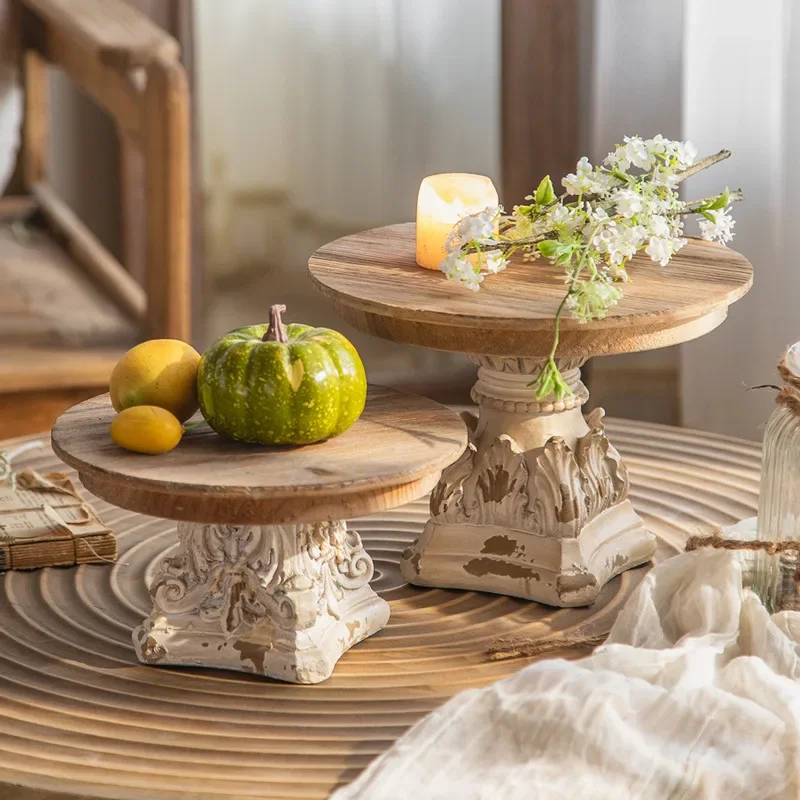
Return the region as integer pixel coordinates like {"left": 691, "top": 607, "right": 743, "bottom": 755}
{"left": 0, "top": 0, "right": 190, "bottom": 437}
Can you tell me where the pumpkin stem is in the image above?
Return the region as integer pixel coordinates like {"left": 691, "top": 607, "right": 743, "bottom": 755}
{"left": 264, "top": 304, "right": 289, "bottom": 343}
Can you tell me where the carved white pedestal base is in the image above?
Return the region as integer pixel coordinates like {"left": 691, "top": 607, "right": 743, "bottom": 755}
{"left": 400, "top": 356, "right": 656, "bottom": 607}
{"left": 133, "top": 520, "right": 389, "bottom": 684}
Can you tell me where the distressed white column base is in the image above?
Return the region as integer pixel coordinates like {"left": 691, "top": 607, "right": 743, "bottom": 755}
{"left": 401, "top": 501, "right": 652, "bottom": 607}
{"left": 400, "top": 356, "right": 657, "bottom": 607}
{"left": 133, "top": 520, "right": 389, "bottom": 684}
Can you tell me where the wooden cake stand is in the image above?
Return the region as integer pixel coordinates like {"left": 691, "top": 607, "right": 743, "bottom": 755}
{"left": 51, "top": 385, "right": 466, "bottom": 684}
{"left": 309, "top": 223, "right": 753, "bottom": 607}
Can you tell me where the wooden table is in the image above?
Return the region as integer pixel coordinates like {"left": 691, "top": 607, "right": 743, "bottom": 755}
{"left": 309, "top": 225, "right": 753, "bottom": 607}
{"left": 0, "top": 419, "right": 760, "bottom": 799}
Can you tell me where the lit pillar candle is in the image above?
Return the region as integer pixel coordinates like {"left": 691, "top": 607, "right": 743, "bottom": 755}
{"left": 415, "top": 173, "right": 499, "bottom": 271}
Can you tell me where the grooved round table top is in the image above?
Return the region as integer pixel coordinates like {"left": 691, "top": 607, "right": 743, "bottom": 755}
{"left": 308, "top": 223, "right": 753, "bottom": 357}
{"left": 51, "top": 386, "right": 467, "bottom": 525}
{"left": 0, "top": 420, "right": 761, "bottom": 800}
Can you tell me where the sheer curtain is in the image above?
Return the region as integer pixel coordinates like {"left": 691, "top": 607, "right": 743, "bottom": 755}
{"left": 196, "top": 0, "right": 500, "bottom": 278}
{"left": 680, "top": 0, "right": 799, "bottom": 440}
{"left": 590, "top": 0, "right": 798, "bottom": 440}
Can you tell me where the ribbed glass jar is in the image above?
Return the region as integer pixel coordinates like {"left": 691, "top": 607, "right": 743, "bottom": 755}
{"left": 753, "top": 343, "right": 800, "bottom": 612}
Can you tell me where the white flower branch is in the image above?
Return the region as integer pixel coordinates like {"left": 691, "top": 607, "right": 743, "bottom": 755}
{"left": 438, "top": 135, "right": 742, "bottom": 399}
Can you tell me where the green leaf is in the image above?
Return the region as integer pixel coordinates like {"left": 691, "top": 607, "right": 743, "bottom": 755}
{"left": 552, "top": 369, "right": 573, "bottom": 401}
{"left": 554, "top": 249, "right": 574, "bottom": 266}
{"left": 706, "top": 187, "right": 730, "bottom": 211}
{"left": 534, "top": 368, "right": 555, "bottom": 400}
{"left": 701, "top": 209, "right": 716, "bottom": 223}
{"left": 534, "top": 175, "right": 556, "bottom": 206}
{"left": 537, "top": 240, "right": 561, "bottom": 259}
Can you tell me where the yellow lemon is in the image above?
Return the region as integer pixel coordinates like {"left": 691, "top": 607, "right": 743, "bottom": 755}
{"left": 110, "top": 406, "right": 183, "bottom": 455}
{"left": 110, "top": 339, "right": 201, "bottom": 422}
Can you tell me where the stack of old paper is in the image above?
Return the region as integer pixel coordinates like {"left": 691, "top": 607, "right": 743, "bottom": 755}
{"left": 0, "top": 468, "right": 116, "bottom": 570}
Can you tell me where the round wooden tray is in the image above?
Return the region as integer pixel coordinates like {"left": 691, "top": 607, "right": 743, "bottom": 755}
{"left": 0, "top": 420, "right": 760, "bottom": 799}
{"left": 308, "top": 223, "right": 753, "bottom": 357}
{"left": 51, "top": 385, "right": 467, "bottom": 524}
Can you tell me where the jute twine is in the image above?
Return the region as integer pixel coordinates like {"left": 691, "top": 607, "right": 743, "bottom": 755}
{"left": 685, "top": 533, "right": 800, "bottom": 555}
{"left": 776, "top": 352, "right": 800, "bottom": 417}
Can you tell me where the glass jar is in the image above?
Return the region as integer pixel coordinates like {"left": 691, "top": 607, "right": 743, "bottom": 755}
{"left": 753, "top": 342, "right": 800, "bottom": 612}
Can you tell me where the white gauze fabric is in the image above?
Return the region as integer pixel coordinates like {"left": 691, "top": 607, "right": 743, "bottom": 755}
{"left": 335, "top": 519, "right": 800, "bottom": 799}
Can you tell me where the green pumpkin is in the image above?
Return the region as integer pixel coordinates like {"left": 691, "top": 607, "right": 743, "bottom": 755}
{"left": 197, "top": 304, "right": 367, "bottom": 445}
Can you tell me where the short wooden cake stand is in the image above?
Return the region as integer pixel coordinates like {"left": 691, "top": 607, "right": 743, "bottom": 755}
{"left": 51, "top": 385, "right": 466, "bottom": 684}
{"left": 309, "top": 223, "right": 753, "bottom": 607}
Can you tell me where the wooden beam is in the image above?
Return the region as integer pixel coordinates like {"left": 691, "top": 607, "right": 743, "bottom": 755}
{"left": 0, "top": 195, "right": 37, "bottom": 221}
{"left": 24, "top": 21, "right": 143, "bottom": 137}
{"left": 118, "top": 0, "right": 201, "bottom": 339}
{"left": 0, "top": 345, "right": 121, "bottom": 392}
{"left": 144, "top": 55, "right": 191, "bottom": 341}
{"left": 501, "top": 0, "right": 581, "bottom": 207}
{"left": 172, "top": 0, "right": 204, "bottom": 346}
{"left": 33, "top": 182, "right": 147, "bottom": 324}
{"left": 19, "top": 0, "right": 180, "bottom": 139}
{"left": 22, "top": 49, "right": 49, "bottom": 187}
{"left": 119, "top": 135, "right": 147, "bottom": 284}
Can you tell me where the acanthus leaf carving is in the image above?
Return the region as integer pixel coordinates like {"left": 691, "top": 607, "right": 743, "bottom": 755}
{"left": 430, "top": 411, "right": 479, "bottom": 523}
{"left": 149, "top": 520, "right": 375, "bottom": 637}
{"left": 469, "top": 435, "right": 531, "bottom": 525}
{"left": 429, "top": 415, "right": 631, "bottom": 538}
{"left": 530, "top": 437, "right": 584, "bottom": 538}
{"left": 575, "top": 427, "right": 629, "bottom": 519}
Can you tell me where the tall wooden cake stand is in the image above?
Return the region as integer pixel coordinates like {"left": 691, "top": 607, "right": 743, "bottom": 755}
{"left": 51, "top": 385, "right": 466, "bottom": 684}
{"left": 309, "top": 223, "right": 753, "bottom": 607}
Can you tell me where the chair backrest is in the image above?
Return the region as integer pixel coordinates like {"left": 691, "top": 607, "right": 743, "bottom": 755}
{"left": 15, "top": 0, "right": 191, "bottom": 342}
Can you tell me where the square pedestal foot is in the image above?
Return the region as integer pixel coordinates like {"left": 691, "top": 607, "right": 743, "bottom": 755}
{"left": 400, "top": 499, "right": 655, "bottom": 607}
{"left": 133, "top": 520, "right": 390, "bottom": 684}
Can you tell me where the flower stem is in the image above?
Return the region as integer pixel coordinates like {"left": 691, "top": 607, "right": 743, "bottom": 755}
{"left": 675, "top": 150, "right": 731, "bottom": 183}
{"left": 532, "top": 220, "right": 608, "bottom": 397}
{"left": 680, "top": 188, "right": 744, "bottom": 214}
{"left": 466, "top": 231, "right": 557, "bottom": 254}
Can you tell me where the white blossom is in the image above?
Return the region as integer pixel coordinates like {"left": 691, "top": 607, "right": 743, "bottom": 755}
{"left": 649, "top": 215, "right": 671, "bottom": 238}
{"left": 645, "top": 235, "right": 688, "bottom": 266}
{"left": 439, "top": 253, "right": 484, "bottom": 291}
{"left": 698, "top": 208, "right": 735, "bottom": 243}
{"left": 674, "top": 140, "right": 698, "bottom": 169}
{"left": 651, "top": 165, "right": 680, "bottom": 188}
{"left": 645, "top": 237, "right": 674, "bottom": 266}
{"left": 582, "top": 206, "right": 612, "bottom": 238}
{"left": 612, "top": 189, "right": 644, "bottom": 218}
{"left": 484, "top": 250, "right": 509, "bottom": 274}
{"left": 647, "top": 134, "right": 669, "bottom": 157}
{"left": 604, "top": 147, "right": 630, "bottom": 173}
{"left": 562, "top": 157, "right": 606, "bottom": 196}
{"left": 594, "top": 223, "right": 647, "bottom": 267}
{"left": 623, "top": 135, "right": 655, "bottom": 170}
{"left": 549, "top": 204, "right": 582, "bottom": 230}
{"left": 457, "top": 208, "right": 496, "bottom": 243}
